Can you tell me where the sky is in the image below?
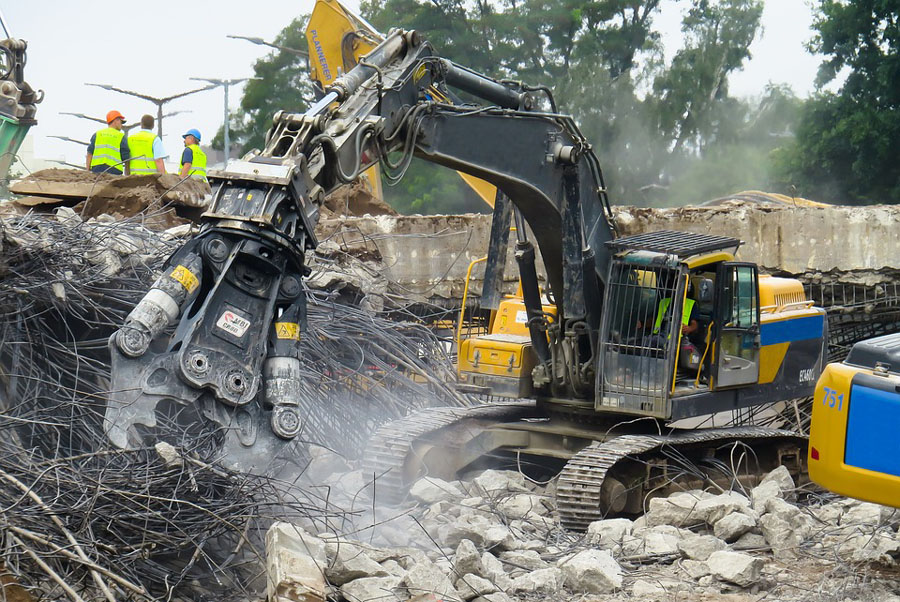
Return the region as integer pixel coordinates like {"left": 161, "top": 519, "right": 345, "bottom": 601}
{"left": 4, "top": 0, "right": 824, "bottom": 168}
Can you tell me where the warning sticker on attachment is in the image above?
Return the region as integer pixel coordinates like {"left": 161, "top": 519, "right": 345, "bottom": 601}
{"left": 216, "top": 310, "right": 251, "bottom": 338}
{"left": 275, "top": 322, "right": 300, "bottom": 340}
{"left": 170, "top": 265, "right": 199, "bottom": 293}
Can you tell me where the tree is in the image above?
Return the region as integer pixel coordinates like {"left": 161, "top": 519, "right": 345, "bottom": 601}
{"left": 212, "top": 17, "right": 313, "bottom": 153}
{"left": 651, "top": 0, "right": 763, "bottom": 157}
{"left": 223, "top": 0, "right": 775, "bottom": 211}
{"left": 773, "top": 1, "right": 900, "bottom": 204}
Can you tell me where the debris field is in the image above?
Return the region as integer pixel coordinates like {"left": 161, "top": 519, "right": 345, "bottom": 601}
{"left": 0, "top": 168, "right": 898, "bottom": 602}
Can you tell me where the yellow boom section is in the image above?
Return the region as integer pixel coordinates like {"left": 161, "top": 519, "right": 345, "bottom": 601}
{"left": 305, "top": 0, "right": 499, "bottom": 208}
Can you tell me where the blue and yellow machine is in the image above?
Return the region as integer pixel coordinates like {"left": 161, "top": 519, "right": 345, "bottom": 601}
{"left": 808, "top": 333, "right": 900, "bottom": 508}
{"left": 459, "top": 230, "right": 828, "bottom": 422}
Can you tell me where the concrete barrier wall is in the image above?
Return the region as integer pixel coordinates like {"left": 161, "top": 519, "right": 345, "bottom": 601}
{"left": 314, "top": 202, "right": 900, "bottom": 302}
{"left": 615, "top": 202, "right": 900, "bottom": 280}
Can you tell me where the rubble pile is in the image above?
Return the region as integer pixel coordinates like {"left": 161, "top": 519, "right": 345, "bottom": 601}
{"left": 269, "top": 460, "right": 900, "bottom": 602}
{"left": 0, "top": 208, "right": 467, "bottom": 600}
{"left": 0, "top": 434, "right": 345, "bottom": 602}
{"left": 5, "top": 168, "right": 211, "bottom": 229}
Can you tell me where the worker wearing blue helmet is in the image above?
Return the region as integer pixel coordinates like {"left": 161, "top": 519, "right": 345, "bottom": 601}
{"left": 179, "top": 128, "right": 207, "bottom": 182}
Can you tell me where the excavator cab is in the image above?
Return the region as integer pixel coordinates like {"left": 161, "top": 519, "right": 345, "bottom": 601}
{"left": 597, "top": 231, "right": 826, "bottom": 422}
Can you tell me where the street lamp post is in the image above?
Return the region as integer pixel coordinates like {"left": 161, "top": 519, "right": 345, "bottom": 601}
{"left": 85, "top": 83, "right": 216, "bottom": 138}
{"left": 48, "top": 135, "right": 88, "bottom": 147}
{"left": 227, "top": 34, "right": 309, "bottom": 58}
{"left": 60, "top": 111, "right": 140, "bottom": 133}
{"left": 61, "top": 110, "right": 190, "bottom": 133}
{"left": 189, "top": 77, "right": 255, "bottom": 165}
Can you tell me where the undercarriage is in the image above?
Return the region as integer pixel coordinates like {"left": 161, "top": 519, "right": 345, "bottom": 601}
{"left": 363, "top": 399, "right": 808, "bottom": 530}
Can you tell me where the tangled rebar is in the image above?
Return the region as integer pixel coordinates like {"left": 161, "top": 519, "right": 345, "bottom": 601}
{"left": 0, "top": 209, "right": 468, "bottom": 600}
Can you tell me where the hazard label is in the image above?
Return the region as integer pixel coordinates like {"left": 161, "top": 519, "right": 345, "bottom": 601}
{"left": 515, "top": 310, "right": 528, "bottom": 324}
{"left": 275, "top": 322, "right": 300, "bottom": 340}
{"left": 170, "top": 265, "right": 199, "bottom": 293}
{"left": 216, "top": 310, "right": 251, "bottom": 338}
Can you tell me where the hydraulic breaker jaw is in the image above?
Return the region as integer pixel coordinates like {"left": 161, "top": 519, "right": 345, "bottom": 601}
{"left": 106, "top": 159, "right": 320, "bottom": 472}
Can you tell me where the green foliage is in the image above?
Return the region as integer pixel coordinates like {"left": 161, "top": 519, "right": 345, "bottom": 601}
{"left": 385, "top": 160, "right": 488, "bottom": 214}
{"left": 651, "top": 0, "right": 763, "bottom": 155}
{"left": 774, "top": 0, "right": 900, "bottom": 204}
{"left": 361, "top": 0, "right": 771, "bottom": 209}
{"left": 212, "top": 17, "right": 314, "bottom": 154}
{"left": 225, "top": 0, "right": 804, "bottom": 212}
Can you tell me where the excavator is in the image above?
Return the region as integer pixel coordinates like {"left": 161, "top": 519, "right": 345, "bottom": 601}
{"left": 104, "top": 11, "right": 828, "bottom": 529}
{"left": 0, "top": 16, "right": 42, "bottom": 194}
{"left": 808, "top": 332, "right": 900, "bottom": 509}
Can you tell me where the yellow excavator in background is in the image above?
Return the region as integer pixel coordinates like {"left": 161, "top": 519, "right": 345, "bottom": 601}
{"left": 304, "top": 0, "right": 499, "bottom": 207}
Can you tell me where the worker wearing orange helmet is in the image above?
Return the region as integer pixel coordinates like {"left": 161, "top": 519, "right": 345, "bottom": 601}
{"left": 86, "top": 110, "right": 131, "bottom": 175}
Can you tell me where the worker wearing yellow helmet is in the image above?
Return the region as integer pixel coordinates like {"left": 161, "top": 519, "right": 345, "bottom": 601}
{"left": 86, "top": 110, "right": 131, "bottom": 175}
{"left": 179, "top": 128, "right": 207, "bottom": 182}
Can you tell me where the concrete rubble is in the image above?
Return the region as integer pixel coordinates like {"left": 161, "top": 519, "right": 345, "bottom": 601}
{"left": 5, "top": 172, "right": 897, "bottom": 308}
{"left": 264, "top": 463, "right": 900, "bottom": 602}
{"left": 2, "top": 175, "right": 898, "bottom": 601}
{"left": 6, "top": 168, "right": 212, "bottom": 229}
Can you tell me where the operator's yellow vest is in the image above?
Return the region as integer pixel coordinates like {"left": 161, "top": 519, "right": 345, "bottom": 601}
{"left": 653, "top": 297, "right": 695, "bottom": 334}
{"left": 90, "top": 127, "right": 125, "bottom": 170}
{"left": 127, "top": 130, "right": 158, "bottom": 175}
{"left": 180, "top": 143, "right": 207, "bottom": 181}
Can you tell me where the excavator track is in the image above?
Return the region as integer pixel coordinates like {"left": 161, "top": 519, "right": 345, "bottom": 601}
{"left": 363, "top": 400, "right": 539, "bottom": 505}
{"left": 557, "top": 426, "right": 805, "bottom": 530}
{"left": 364, "top": 404, "right": 806, "bottom": 530}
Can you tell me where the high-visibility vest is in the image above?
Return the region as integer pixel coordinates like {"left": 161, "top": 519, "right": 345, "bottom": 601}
{"left": 127, "top": 130, "right": 158, "bottom": 175}
{"left": 180, "top": 144, "right": 207, "bottom": 181}
{"left": 653, "top": 297, "right": 695, "bottom": 335}
{"left": 90, "top": 127, "right": 125, "bottom": 170}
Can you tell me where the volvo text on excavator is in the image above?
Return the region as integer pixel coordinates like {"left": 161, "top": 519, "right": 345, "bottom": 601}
{"left": 105, "top": 21, "right": 828, "bottom": 529}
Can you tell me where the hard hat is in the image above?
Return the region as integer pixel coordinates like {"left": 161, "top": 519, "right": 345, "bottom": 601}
{"left": 182, "top": 128, "right": 202, "bottom": 142}
{"left": 106, "top": 110, "right": 125, "bottom": 124}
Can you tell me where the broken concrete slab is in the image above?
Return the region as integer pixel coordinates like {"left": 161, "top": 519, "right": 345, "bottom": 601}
{"left": 438, "top": 513, "right": 498, "bottom": 548}
{"left": 455, "top": 574, "right": 498, "bottom": 600}
{"left": 400, "top": 560, "right": 462, "bottom": 601}
{"left": 677, "top": 532, "right": 727, "bottom": 561}
{"left": 469, "top": 470, "right": 529, "bottom": 497}
{"left": 495, "top": 493, "right": 549, "bottom": 519}
{"left": 266, "top": 523, "right": 327, "bottom": 602}
{"left": 557, "top": 549, "right": 623, "bottom": 594}
{"left": 705, "top": 550, "right": 764, "bottom": 587}
{"left": 506, "top": 567, "right": 564, "bottom": 596}
{"left": 10, "top": 169, "right": 210, "bottom": 207}
{"left": 339, "top": 575, "right": 403, "bottom": 602}
{"left": 324, "top": 544, "right": 389, "bottom": 586}
{"left": 410, "top": 477, "right": 464, "bottom": 505}
{"left": 453, "top": 539, "right": 484, "bottom": 577}
{"left": 714, "top": 512, "right": 758, "bottom": 543}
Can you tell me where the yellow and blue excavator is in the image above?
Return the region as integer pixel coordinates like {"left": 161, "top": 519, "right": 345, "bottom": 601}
{"left": 808, "top": 333, "right": 900, "bottom": 509}
{"left": 105, "top": 5, "right": 829, "bottom": 529}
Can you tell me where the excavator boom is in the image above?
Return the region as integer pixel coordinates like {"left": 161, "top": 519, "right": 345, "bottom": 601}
{"left": 303, "top": 0, "right": 499, "bottom": 207}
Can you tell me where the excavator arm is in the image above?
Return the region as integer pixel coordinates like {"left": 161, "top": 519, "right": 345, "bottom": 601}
{"left": 105, "top": 28, "right": 616, "bottom": 469}
{"left": 304, "top": 0, "right": 500, "bottom": 208}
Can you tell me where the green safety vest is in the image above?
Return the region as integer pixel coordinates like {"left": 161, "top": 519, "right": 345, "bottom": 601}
{"left": 90, "top": 127, "right": 125, "bottom": 170}
{"left": 127, "top": 130, "right": 159, "bottom": 175}
{"left": 180, "top": 143, "right": 207, "bottom": 181}
{"left": 653, "top": 297, "right": 695, "bottom": 335}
